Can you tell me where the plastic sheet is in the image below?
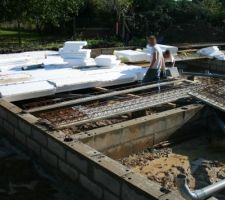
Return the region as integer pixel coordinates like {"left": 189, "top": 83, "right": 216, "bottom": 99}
{"left": 197, "top": 46, "right": 225, "bottom": 61}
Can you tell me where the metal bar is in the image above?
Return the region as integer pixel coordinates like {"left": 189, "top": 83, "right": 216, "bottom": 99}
{"left": 55, "top": 86, "right": 196, "bottom": 129}
{"left": 181, "top": 71, "right": 225, "bottom": 79}
{"left": 94, "top": 87, "right": 110, "bottom": 92}
{"left": 26, "top": 80, "right": 184, "bottom": 113}
{"left": 189, "top": 92, "right": 225, "bottom": 113}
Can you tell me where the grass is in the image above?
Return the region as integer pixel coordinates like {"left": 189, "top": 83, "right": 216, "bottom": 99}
{"left": 0, "top": 28, "right": 128, "bottom": 53}
{"left": 0, "top": 23, "right": 224, "bottom": 53}
{"left": 0, "top": 29, "right": 65, "bottom": 51}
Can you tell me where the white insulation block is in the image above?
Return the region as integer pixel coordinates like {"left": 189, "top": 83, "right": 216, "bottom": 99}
{"left": 60, "top": 49, "right": 91, "bottom": 59}
{"left": 115, "top": 50, "right": 148, "bottom": 63}
{"left": 0, "top": 81, "right": 56, "bottom": 102}
{"left": 62, "top": 41, "right": 88, "bottom": 52}
{"left": 49, "top": 77, "right": 99, "bottom": 93}
{"left": 95, "top": 55, "right": 120, "bottom": 67}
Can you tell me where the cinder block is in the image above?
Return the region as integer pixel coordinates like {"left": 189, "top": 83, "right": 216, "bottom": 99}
{"left": 66, "top": 150, "right": 88, "bottom": 174}
{"left": 7, "top": 112, "right": 18, "bottom": 127}
{"left": 101, "top": 48, "right": 114, "bottom": 55}
{"left": 0, "top": 118, "right": 4, "bottom": 128}
{"left": 121, "top": 184, "right": 150, "bottom": 200}
{"left": 91, "top": 49, "right": 101, "bottom": 58}
{"left": 48, "top": 137, "right": 66, "bottom": 160}
{"left": 20, "top": 113, "right": 39, "bottom": 124}
{"left": 80, "top": 174, "right": 103, "bottom": 199}
{"left": 3, "top": 121, "right": 14, "bottom": 136}
{"left": 41, "top": 148, "right": 58, "bottom": 168}
{"left": 18, "top": 119, "right": 31, "bottom": 136}
{"left": 122, "top": 172, "right": 163, "bottom": 199}
{"left": 14, "top": 129, "right": 26, "bottom": 145}
{"left": 58, "top": 159, "right": 79, "bottom": 181}
{"left": 121, "top": 124, "right": 146, "bottom": 144}
{"left": 87, "top": 130, "right": 122, "bottom": 151}
{"left": 32, "top": 127, "right": 47, "bottom": 146}
{"left": 104, "top": 190, "right": 119, "bottom": 200}
{"left": 27, "top": 137, "right": 41, "bottom": 156}
{"left": 93, "top": 167, "right": 121, "bottom": 195}
{"left": 0, "top": 107, "right": 7, "bottom": 120}
{"left": 159, "top": 192, "right": 184, "bottom": 200}
{"left": 144, "top": 119, "right": 167, "bottom": 136}
{"left": 8, "top": 105, "right": 22, "bottom": 114}
{"left": 0, "top": 100, "right": 15, "bottom": 110}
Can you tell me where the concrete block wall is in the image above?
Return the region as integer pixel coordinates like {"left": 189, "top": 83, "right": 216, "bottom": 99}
{"left": 0, "top": 99, "right": 185, "bottom": 200}
{"left": 79, "top": 104, "right": 205, "bottom": 159}
{"left": 187, "top": 60, "right": 225, "bottom": 73}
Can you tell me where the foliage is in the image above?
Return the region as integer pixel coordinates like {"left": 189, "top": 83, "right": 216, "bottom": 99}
{"left": 30, "top": 0, "right": 84, "bottom": 27}
{"left": 1, "top": 0, "right": 31, "bottom": 23}
{"left": 92, "top": 0, "right": 133, "bottom": 14}
{"left": 0, "top": 0, "right": 224, "bottom": 45}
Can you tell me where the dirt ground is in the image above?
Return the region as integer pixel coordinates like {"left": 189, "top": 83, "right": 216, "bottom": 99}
{"left": 121, "top": 137, "right": 225, "bottom": 198}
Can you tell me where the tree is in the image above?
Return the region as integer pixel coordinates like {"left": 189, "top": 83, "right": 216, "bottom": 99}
{"left": 2, "top": 0, "right": 33, "bottom": 46}
{"left": 91, "top": 0, "right": 133, "bottom": 40}
{"left": 0, "top": 0, "right": 6, "bottom": 21}
{"left": 133, "top": 0, "right": 176, "bottom": 37}
{"left": 201, "top": 0, "right": 223, "bottom": 13}
{"left": 31, "top": 0, "right": 84, "bottom": 35}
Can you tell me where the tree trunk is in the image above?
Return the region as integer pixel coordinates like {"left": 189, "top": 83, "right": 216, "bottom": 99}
{"left": 36, "top": 18, "right": 41, "bottom": 34}
{"left": 122, "top": 14, "right": 126, "bottom": 41}
{"left": 17, "top": 20, "right": 22, "bottom": 47}
{"left": 72, "top": 16, "right": 76, "bottom": 39}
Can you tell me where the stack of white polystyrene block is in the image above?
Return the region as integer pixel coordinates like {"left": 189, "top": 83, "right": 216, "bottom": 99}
{"left": 114, "top": 50, "right": 148, "bottom": 63}
{"left": 59, "top": 41, "right": 95, "bottom": 66}
{"left": 95, "top": 55, "right": 121, "bottom": 67}
{"left": 197, "top": 46, "right": 225, "bottom": 61}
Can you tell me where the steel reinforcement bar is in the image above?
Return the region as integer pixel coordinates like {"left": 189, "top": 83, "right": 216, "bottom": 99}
{"left": 55, "top": 85, "right": 198, "bottom": 129}
{"left": 26, "top": 80, "right": 186, "bottom": 113}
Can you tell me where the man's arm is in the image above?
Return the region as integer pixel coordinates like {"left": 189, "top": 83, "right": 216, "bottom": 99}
{"left": 150, "top": 52, "right": 156, "bottom": 68}
{"left": 171, "top": 55, "right": 175, "bottom": 67}
{"left": 162, "top": 58, "right": 166, "bottom": 71}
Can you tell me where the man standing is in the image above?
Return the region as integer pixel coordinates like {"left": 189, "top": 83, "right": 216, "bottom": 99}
{"left": 142, "top": 35, "right": 165, "bottom": 83}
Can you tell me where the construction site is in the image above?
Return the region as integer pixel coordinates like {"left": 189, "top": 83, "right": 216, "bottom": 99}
{"left": 0, "top": 41, "right": 225, "bottom": 200}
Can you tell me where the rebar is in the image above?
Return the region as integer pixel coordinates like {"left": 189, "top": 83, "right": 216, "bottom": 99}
{"left": 26, "top": 80, "right": 185, "bottom": 113}
{"left": 54, "top": 85, "right": 198, "bottom": 129}
{"left": 189, "top": 79, "right": 225, "bottom": 112}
